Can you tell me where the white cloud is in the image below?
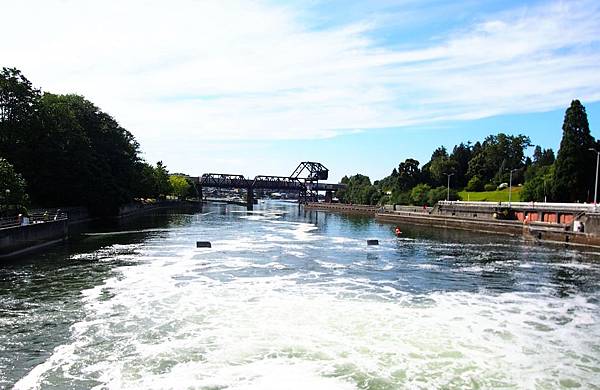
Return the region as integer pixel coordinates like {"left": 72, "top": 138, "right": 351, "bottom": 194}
{"left": 1, "top": 0, "right": 599, "bottom": 149}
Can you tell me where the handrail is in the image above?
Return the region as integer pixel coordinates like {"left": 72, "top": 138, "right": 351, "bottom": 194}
{"left": 0, "top": 209, "right": 68, "bottom": 229}
{"left": 437, "top": 200, "right": 597, "bottom": 212}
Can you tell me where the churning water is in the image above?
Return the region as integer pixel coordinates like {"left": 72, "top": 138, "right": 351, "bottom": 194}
{"left": 1, "top": 201, "right": 600, "bottom": 389}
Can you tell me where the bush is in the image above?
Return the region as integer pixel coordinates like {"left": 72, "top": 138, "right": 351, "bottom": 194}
{"left": 427, "top": 186, "right": 447, "bottom": 204}
{"left": 410, "top": 184, "right": 431, "bottom": 205}
{"left": 427, "top": 186, "right": 460, "bottom": 204}
{"left": 484, "top": 183, "right": 497, "bottom": 191}
{"left": 466, "top": 176, "right": 484, "bottom": 192}
{"left": 391, "top": 191, "right": 411, "bottom": 205}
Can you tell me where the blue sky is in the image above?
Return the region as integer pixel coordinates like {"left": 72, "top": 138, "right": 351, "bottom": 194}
{"left": 1, "top": 0, "right": 599, "bottom": 182}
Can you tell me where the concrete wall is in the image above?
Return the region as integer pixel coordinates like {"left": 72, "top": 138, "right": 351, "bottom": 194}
{"left": 432, "top": 202, "right": 582, "bottom": 228}
{"left": 0, "top": 220, "right": 68, "bottom": 259}
{"left": 577, "top": 213, "right": 600, "bottom": 235}
{"left": 431, "top": 202, "right": 503, "bottom": 220}
{"left": 377, "top": 211, "right": 525, "bottom": 237}
{"left": 118, "top": 200, "right": 201, "bottom": 218}
{"left": 305, "top": 202, "right": 379, "bottom": 215}
{"left": 384, "top": 205, "right": 432, "bottom": 213}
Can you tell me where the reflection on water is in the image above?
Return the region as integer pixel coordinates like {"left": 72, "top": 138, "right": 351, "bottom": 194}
{"left": 2, "top": 201, "right": 600, "bottom": 389}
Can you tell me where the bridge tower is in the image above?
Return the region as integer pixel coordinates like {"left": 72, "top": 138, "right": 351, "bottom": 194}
{"left": 290, "top": 162, "right": 329, "bottom": 203}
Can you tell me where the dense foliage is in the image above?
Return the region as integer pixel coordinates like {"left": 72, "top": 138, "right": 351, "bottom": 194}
{"left": 169, "top": 175, "right": 192, "bottom": 199}
{"left": 0, "top": 67, "right": 182, "bottom": 215}
{"left": 336, "top": 174, "right": 380, "bottom": 205}
{"left": 0, "top": 157, "right": 28, "bottom": 215}
{"left": 336, "top": 100, "right": 595, "bottom": 206}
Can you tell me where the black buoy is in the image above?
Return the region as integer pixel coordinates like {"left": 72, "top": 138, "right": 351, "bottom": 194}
{"left": 367, "top": 239, "right": 379, "bottom": 246}
{"left": 196, "top": 241, "right": 212, "bottom": 248}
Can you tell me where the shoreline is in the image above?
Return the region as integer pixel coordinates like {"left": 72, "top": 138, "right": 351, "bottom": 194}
{"left": 0, "top": 201, "right": 201, "bottom": 260}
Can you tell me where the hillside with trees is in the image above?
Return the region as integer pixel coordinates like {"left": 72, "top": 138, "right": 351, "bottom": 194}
{"left": 336, "top": 100, "right": 596, "bottom": 206}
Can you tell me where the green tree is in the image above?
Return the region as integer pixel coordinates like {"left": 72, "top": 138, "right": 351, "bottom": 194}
{"left": 552, "top": 100, "right": 595, "bottom": 202}
{"left": 532, "top": 146, "right": 555, "bottom": 166}
{"left": 427, "top": 186, "right": 459, "bottom": 204}
{"left": 0, "top": 68, "right": 153, "bottom": 215}
{"left": 27, "top": 93, "right": 94, "bottom": 207}
{"left": 450, "top": 143, "right": 472, "bottom": 188}
{"left": 465, "top": 176, "right": 484, "bottom": 192}
{"left": 0, "top": 157, "right": 28, "bottom": 216}
{"left": 154, "top": 161, "right": 172, "bottom": 198}
{"left": 44, "top": 94, "right": 142, "bottom": 214}
{"left": 0, "top": 67, "right": 41, "bottom": 177}
{"left": 410, "top": 183, "right": 431, "bottom": 205}
{"left": 467, "top": 133, "right": 531, "bottom": 184}
{"left": 429, "top": 156, "right": 458, "bottom": 185}
{"left": 396, "top": 158, "right": 421, "bottom": 191}
{"left": 169, "top": 175, "right": 191, "bottom": 199}
{"left": 336, "top": 174, "right": 379, "bottom": 204}
{"left": 0, "top": 68, "right": 40, "bottom": 144}
{"left": 133, "top": 161, "right": 160, "bottom": 199}
{"left": 521, "top": 165, "right": 553, "bottom": 202}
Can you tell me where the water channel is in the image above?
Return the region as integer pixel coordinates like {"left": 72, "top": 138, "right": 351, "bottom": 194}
{"left": 1, "top": 201, "right": 599, "bottom": 389}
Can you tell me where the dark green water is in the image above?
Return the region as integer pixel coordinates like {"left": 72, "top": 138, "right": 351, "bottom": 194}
{"left": 1, "top": 201, "right": 599, "bottom": 389}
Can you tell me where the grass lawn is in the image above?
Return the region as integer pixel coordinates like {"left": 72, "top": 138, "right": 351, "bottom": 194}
{"left": 458, "top": 187, "right": 522, "bottom": 202}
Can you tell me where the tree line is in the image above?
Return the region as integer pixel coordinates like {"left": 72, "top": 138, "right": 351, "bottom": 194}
{"left": 0, "top": 67, "right": 195, "bottom": 216}
{"left": 336, "top": 100, "right": 597, "bottom": 205}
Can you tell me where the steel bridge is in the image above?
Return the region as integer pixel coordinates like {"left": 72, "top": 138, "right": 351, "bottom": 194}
{"left": 196, "top": 162, "right": 345, "bottom": 208}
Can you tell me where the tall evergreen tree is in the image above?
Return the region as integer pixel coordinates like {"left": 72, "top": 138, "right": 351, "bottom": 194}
{"left": 552, "top": 100, "right": 595, "bottom": 202}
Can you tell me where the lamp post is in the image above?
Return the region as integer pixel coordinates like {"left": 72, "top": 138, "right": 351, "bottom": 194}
{"left": 543, "top": 179, "right": 547, "bottom": 203}
{"left": 508, "top": 168, "right": 517, "bottom": 206}
{"left": 446, "top": 173, "right": 454, "bottom": 201}
{"left": 589, "top": 148, "right": 599, "bottom": 205}
{"left": 3, "top": 189, "right": 9, "bottom": 215}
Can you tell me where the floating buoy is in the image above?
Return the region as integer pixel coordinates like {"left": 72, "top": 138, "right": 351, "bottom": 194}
{"left": 367, "top": 239, "right": 379, "bottom": 246}
{"left": 196, "top": 241, "right": 212, "bottom": 248}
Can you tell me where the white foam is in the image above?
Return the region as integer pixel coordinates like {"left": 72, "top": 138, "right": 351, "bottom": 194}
{"left": 13, "top": 213, "right": 600, "bottom": 389}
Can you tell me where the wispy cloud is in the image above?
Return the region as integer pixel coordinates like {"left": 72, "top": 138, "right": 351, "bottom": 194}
{"left": 1, "top": 0, "right": 599, "bottom": 147}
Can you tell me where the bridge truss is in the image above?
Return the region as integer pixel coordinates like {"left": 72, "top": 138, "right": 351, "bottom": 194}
{"left": 198, "top": 162, "right": 342, "bottom": 207}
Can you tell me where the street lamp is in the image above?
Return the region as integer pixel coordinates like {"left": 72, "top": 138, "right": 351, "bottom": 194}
{"left": 589, "top": 148, "right": 599, "bottom": 205}
{"left": 508, "top": 168, "right": 517, "bottom": 206}
{"left": 543, "top": 178, "right": 547, "bottom": 203}
{"left": 446, "top": 173, "right": 454, "bottom": 201}
{"left": 3, "top": 189, "right": 9, "bottom": 214}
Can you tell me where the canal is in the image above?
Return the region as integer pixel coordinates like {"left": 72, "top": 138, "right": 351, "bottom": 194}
{"left": 1, "top": 200, "right": 599, "bottom": 389}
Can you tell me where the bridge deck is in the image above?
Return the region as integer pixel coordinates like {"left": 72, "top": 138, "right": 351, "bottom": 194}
{"left": 199, "top": 174, "right": 344, "bottom": 191}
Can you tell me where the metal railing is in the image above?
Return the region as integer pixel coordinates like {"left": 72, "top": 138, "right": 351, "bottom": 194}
{"left": 0, "top": 209, "right": 68, "bottom": 229}
{"left": 437, "top": 200, "right": 598, "bottom": 212}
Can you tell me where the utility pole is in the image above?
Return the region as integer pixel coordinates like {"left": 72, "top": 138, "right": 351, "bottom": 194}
{"left": 589, "top": 148, "right": 599, "bottom": 206}
{"left": 446, "top": 173, "right": 454, "bottom": 201}
{"left": 509, "top": 168, "right": 517, "bottom": 206}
